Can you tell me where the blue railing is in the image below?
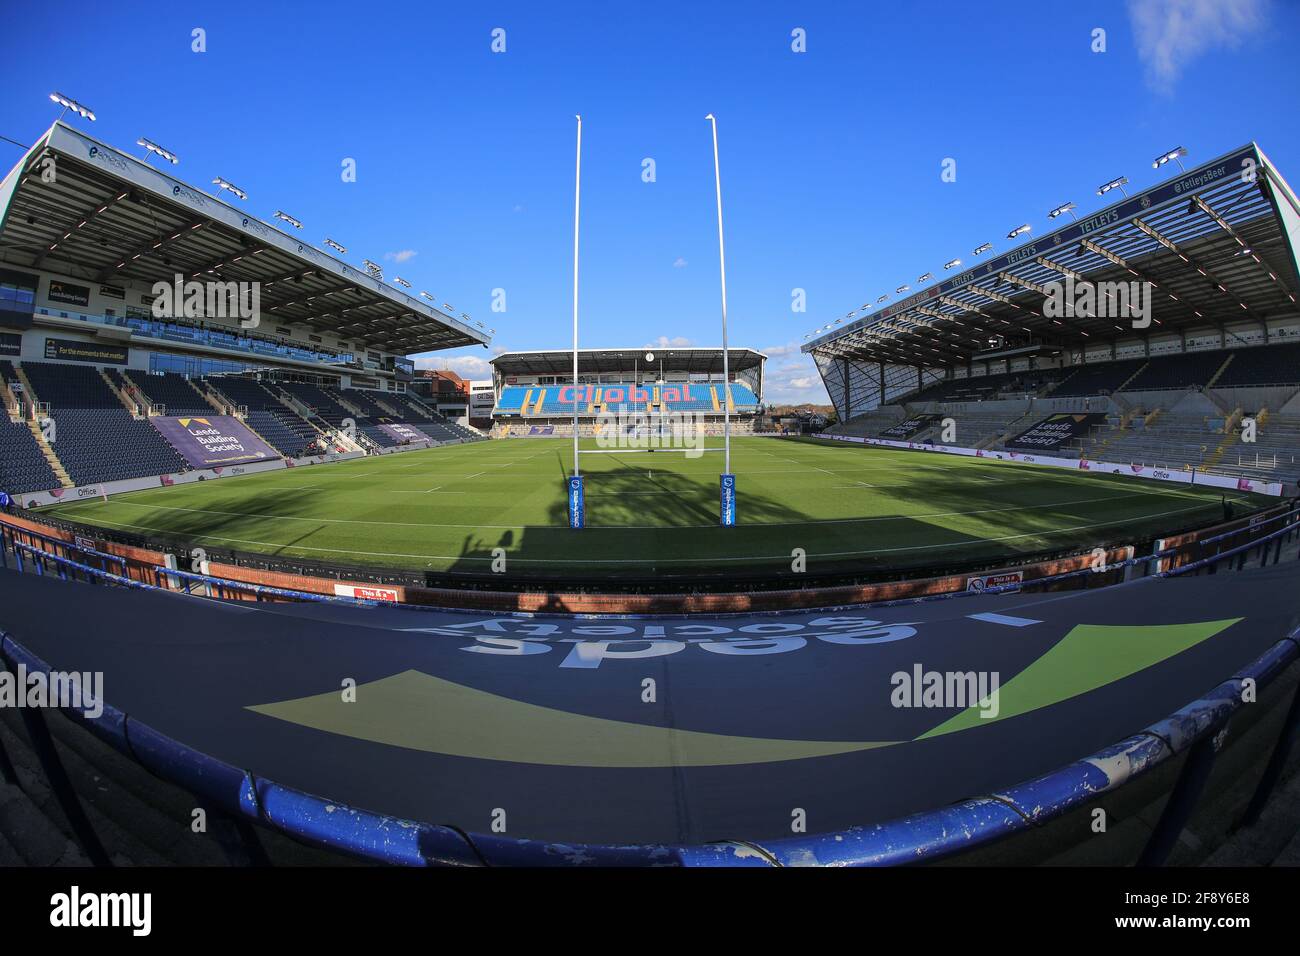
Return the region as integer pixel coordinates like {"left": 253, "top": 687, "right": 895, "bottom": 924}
{"left": 0, "top": 513, "right": 1298, "bottom": 865}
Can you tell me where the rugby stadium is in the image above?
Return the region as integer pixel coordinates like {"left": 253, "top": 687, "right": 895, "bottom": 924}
{"left": 1, "top": 112, "right": 1299, "bottom": 879}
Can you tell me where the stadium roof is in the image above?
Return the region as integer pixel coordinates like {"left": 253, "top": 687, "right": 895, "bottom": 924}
{"left": 0, "top": 122, "right": 490, "bottom": 356}
{"left": 803, "top": 143, "right": 1300, "bottom": 368}
{"left": 491, "top": 347, "right": 766, "bottom": 376}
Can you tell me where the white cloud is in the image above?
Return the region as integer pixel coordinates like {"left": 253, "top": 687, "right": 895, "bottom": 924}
{"left": 384, "top": 249, "right": 418, "bottom": 263}
{"left": 760, "top": 341, "right": 830, "bottom": 404}
{"left": 645, "top": 335, "right": 693, "bottom": 349}
{"left": 1128, "top": 0, "right": 1268, "bottom": 92}
{"left": 672, "top": 257, "right": 688, "bottom": 268}
{"left": 413, "top": 352, "right": 495, "bottom": 379}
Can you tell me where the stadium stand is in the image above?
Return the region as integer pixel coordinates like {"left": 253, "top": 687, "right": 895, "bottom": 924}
{"left": 911, "top": 369, "right": 1067, "bottom": 403}
{"left": 496, "top": 382, "right": 759, "bottom": 416}
{"left": 206, "top": 377, "right": 324, "bottom": 459}
{"left": 124, "top": 370, "right": 215, "bottom": 415}
{"left": 1076, "top": 412, "right": 1222, "bottom": 470}
{"left": 1214, "top": 342, "right": 1300, "bottom": 388}
{"left": 1044, "top": 359, "right": 1146, "bottom": 398}
{"left": 901, "top": 344, "right": 1298, "bottom": 407}
{"left": 0, "top": 419, "right": 59, "bottom": 493}
{"left": 357, "top": 424, "right": 400, "bottom": 448}
{"left": 386, "top": 392, "right": 438, "bottom": 422}
{"left": 113, "top": 314, "right": 350, "bottom": 365}
{"left": 728, "top": 383, "right": 760, "bottom": 410}
{"left": 330, "top": 387, "right": 394, "bottom": 420}
{"left": 827, "top": 407, "right": 907, "bottom": 437}
{"left": 414, "top": 410, "right": 481, "bottom": 442}
{"left": 1120, "top": 350, "right": 1231, "bottom": 392}
{"left": 824, "top": 336, "right": 1300, "bottom": 479}
{"left": 19, "top": 361, "right": 190, "bottom": 485}
{"left": 1216, "top": 413, "right": 1300, "bottom": 479}
{"left": 276, "top": 381, "right": 356, "bottom": 427}
{"left": 0, "top": 360, "right": 23, "bottom": 406}
{"left": 935, "top": 407, "right": 1034, "bottom": 449}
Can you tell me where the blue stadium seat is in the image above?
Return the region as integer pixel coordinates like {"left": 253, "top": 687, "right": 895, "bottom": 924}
{"left": 206, "top": 377, "right": 323, "bottom": 458}
{"left": 0, "top": 419, "right": 59, "bottom": 493}
{"left": 124, "top": 370, "right": 214, "bottom": 415}
{"left": 20, "top": 361, "right": 189, "bottom": 485}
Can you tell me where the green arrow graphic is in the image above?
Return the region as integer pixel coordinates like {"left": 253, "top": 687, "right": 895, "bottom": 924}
{"left": 919, "top": 617, "right": 1242, "bottom": 739}
{"left": 248, "top": 618, "right": 1243, "bottom": 767}
{"left": 249, "top": 669, "right": 898, "bottom": 767}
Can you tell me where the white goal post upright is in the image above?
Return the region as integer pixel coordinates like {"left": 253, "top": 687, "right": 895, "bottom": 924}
{"left": 568, "top": 114, "right": 585, "bottom": 528}
{"left": 706, "top": 113, "right": 736, "bottom": 526}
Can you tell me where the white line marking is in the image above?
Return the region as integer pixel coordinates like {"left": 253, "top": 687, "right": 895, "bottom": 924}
{"left": 66, "top": 488, "right": 1214, "bottom": 532}
{"left": 74, "top": 502, "right": 1214, "bottom": 565}
{"left": 587, "top": 492, "right": 677, "bottom": 497}
{"left": 966, "top": 612, "right": 1042, "bottom": 627}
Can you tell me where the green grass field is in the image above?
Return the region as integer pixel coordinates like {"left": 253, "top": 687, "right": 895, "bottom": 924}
{"left": 38, "top": 436, "right": 1266, "bottom": 581}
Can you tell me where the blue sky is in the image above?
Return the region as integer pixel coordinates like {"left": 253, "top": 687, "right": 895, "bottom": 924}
{"left": 2, "top": 0, "right": 1297, "bottom": 402}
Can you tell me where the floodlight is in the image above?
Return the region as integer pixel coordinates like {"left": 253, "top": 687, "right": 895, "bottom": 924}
{"left": 394, "top": 276, "right": 412, "bottom": 288}
{"left": 1097, "top": 176, "right": 1128, "bottom": 197}
{"left": 274, "top": 210, "right": 303, "bottom": 229}
{"left": 419, "top": 291, "right": 435, "bottom": 300}
{"left": 896, "top": 284, "right": 910, "bottom": 294}
{"left": 943, "top": 258, "right": 962, "bottom": 270}
{"left": 1047, "top": 201, "right": 1076, "bottom": 220}
{"left": 876, "top": 295, "right": 888, "bottom": 303}
{"left": 973, "top": 243, "right": 992, "bottom": 256}
{"left": 211, "top": 177, "right": 247, "bottom": 200}
{"left": 49, "top": 91, "right": 95, "bottom": 121}
{"left": 917, "top": 272, "right": 933, "bottom": 283}
{"left": 1152, "top": 146, "right": 1187, "bottom": 170}
{"left": 1007, "top": 224, "right": 1031, "bottom": 239}
{"left": 324, "top": 238, "right": 347, "bottom": 254}
{"left": 137, "top": 137, "right": 179, "bottom": 164}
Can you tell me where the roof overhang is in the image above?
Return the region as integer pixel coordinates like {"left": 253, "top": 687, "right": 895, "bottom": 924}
{"left": 491, "top": 347, "right": 766, "bottom": 376}
{"left": 0, "top": 122, "right": 491, "bottom": 356}
{"left": 804, "top": 143, "right": 1300, "bottom": 367}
